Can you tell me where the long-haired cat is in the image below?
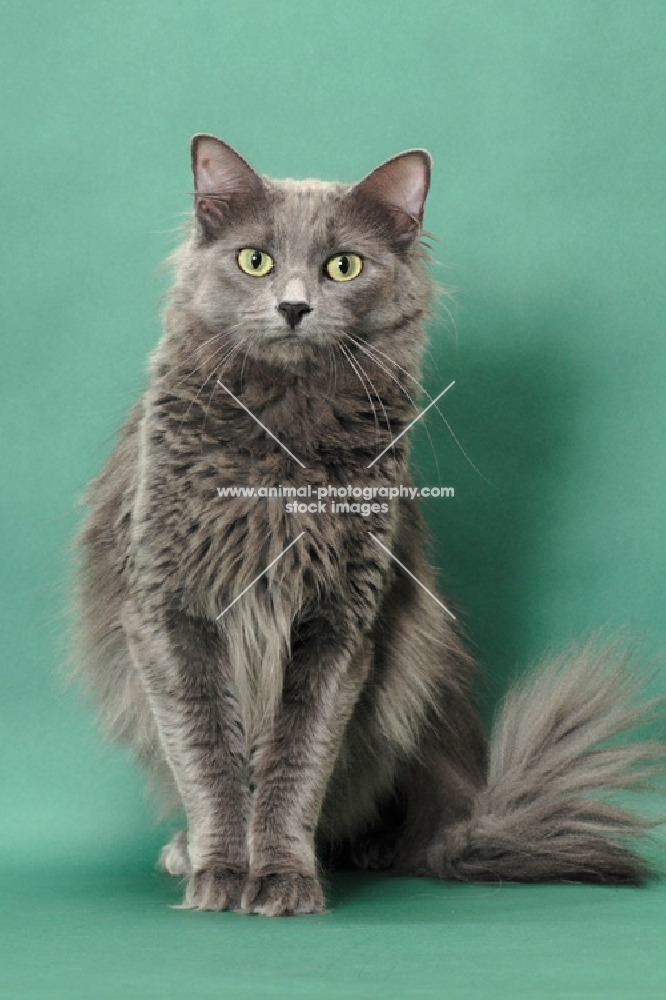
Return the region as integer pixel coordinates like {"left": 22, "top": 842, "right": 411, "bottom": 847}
{"left": 73, "top": 135, "right": 663, "bottom": 915}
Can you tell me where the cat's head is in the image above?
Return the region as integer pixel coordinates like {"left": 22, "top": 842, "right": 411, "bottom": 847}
{"left": 170, "top": 134, "right": 433, "bottom": 365}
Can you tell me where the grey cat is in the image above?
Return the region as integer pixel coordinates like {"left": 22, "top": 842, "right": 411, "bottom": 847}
{"left": 73, "top": 135, "right": 663, "bottom": 915}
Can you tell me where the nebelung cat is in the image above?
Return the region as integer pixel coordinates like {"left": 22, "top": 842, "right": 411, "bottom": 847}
{"left": 73, "top": 135, "right": 662, "bottom": 915}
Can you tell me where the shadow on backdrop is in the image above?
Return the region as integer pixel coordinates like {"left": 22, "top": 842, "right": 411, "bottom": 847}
{"left": 412, "top": 294, "right": 589, "bottom": 728}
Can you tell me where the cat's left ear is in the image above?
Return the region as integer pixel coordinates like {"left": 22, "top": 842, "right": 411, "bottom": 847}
{"left": 191, "top": 134, "right": 263, "bottom": 234}
{"left": 352, "top": 150, "right": 432, "bottom": 245}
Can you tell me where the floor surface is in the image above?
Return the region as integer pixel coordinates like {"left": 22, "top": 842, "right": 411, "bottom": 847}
{"left": 3, "top": 857, "right": 665, "bottom": 999}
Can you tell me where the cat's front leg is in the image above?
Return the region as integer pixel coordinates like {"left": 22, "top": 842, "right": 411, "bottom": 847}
{"left": 121, "top": 599, "right": 250, "bottom": 910}
{"left": 242, "top": 629, "right": 374, "bottom": 916}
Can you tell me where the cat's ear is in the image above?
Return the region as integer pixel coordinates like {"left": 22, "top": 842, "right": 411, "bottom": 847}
{"left": 352, "top": 150, "right": 432, "bottom": 245}
{"left": 191, "top": 134, "right": 263, "bottom": 234}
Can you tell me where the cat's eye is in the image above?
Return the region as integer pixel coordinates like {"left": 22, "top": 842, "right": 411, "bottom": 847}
{"left": 237, "top": 248, "right": 274, "bottom": 277}
{"left": 325, "top": 253, "right": 363, "bottom": 282}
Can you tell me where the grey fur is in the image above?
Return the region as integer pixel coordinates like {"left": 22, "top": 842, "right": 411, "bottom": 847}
{"left": 72, "top": 136, "right": 664, "bottom": 915}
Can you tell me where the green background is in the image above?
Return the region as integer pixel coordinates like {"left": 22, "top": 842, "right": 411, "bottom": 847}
{"left": 2, "top": 1, "right": 666, "bottom": 996}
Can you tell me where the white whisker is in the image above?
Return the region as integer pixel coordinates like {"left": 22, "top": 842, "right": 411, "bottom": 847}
{"left": 338, "top": 342, "right": 381, "bottom": 445}
{"left": 347, "top": 333, "right": 492, "bottom": 486}
{"left": 199, "top": 336, "right": 251, "bottom": 447}
{"left": 344, "top": 334, "right": 441, "bottom": 486}
{"left": 175, "top": 336, "right": 248, "bottom": 438}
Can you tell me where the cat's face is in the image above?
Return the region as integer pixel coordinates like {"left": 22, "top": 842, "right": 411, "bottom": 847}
{"left": 171, "top": 136, "right": 432, "bottom": 366}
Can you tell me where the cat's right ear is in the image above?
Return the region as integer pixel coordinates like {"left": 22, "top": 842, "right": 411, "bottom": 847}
{"left": 191, "top": 134, "right": 263, "bottom": 235}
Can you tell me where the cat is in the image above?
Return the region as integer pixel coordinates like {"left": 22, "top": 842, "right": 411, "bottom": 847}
{"left": 72, "top": 134, "right": 663, "bottom": 916}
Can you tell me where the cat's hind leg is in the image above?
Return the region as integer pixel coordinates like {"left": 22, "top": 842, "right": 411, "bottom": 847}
{"left": 158, "top": 829, "right": 191, "bottom": 877}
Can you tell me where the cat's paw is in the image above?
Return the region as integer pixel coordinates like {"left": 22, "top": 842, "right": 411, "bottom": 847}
{"left": 241, "top": 872, "right": 325, "bottom": 916}
{"left": 158, "top": 829, "right": 191, "bottom": 877}
{"left": 179, "top": 867, "right": 247, "bottom": 911}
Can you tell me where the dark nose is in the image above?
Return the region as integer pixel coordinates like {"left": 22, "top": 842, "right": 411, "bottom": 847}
{"left": 277, "top": 300, "right": 312, "bottom": 330}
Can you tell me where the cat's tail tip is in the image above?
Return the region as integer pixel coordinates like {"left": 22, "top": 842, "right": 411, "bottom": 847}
{"left": 436, "top": 637, "right": 666, "bottom": 886}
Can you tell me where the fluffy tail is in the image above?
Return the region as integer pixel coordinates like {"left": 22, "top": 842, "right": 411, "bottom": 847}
{"left": 440, "top": 640, "right": 665, "bottom": 885}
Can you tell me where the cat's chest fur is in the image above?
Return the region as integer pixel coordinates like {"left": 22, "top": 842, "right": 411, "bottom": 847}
{"left": 132, "top": 367, "right": 407, "bottom": 623}
{"left": 129, "top": 367, "right": 406, "bottom": 733}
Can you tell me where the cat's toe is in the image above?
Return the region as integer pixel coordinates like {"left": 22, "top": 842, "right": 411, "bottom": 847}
{"left": 158, "top": 829, "right": 191, "bottom": 877}
{"left": 180, "top": 867, "right": 247, "bottom": 911}
{"left": 241, "top": 872, "right": 325, "bottom": 916}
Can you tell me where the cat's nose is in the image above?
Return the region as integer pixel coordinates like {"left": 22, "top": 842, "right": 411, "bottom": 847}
{"left": 277, "top": 301, "right": 312, "bottom": 330}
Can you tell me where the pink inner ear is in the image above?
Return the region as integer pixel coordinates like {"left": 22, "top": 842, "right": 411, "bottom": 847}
{"left": 197, "top": 152, "right": 228, "bottom": 194}
{"left": 192, "top": 136, "right": 260, "bottom": 198}
{"left": 387, "top": 157, "right": 429, "bottom": 219}
{"left": 357, "top": 151, "right": 431, "bottom": 223}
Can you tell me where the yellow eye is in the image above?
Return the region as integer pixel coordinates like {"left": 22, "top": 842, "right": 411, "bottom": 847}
{"left": 237, "top": 248, "right": 274, "bottom": 277}
{"left": 325, "top": 253, "right": 363, "bottom": 282}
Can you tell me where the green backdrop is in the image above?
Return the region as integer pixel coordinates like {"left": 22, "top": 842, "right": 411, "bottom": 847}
{"left": 2, "top": 1, "right": 665, "bottom": 997}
